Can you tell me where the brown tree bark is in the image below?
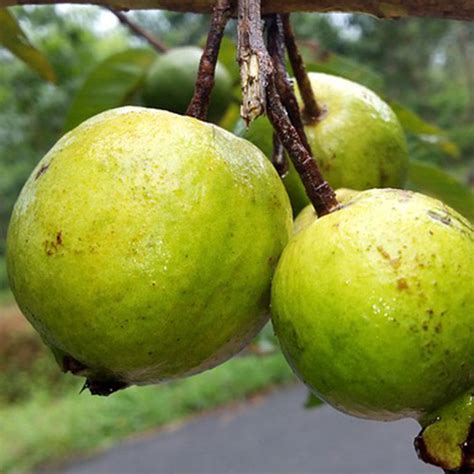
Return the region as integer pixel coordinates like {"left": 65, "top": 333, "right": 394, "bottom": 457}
{"left": 2, "top": 0, "right": 474, "bottom": 21}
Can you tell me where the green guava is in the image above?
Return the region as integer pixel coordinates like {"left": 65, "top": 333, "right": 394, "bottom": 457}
{"left": 271, "top": 188, "right": 474, "bottom": 471}
{"left": 143, "top": 46, "right": 233, "bottom": 123}
{"left": 236, "top": 73, "right": 409, "bottom": 214}
{"left": 7, "top": 106, "right": 292, "bottom": 394}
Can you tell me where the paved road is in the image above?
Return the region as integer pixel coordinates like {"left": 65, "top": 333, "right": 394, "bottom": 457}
{"left": 58, "top": 385, "right": 436, "bottom": 474}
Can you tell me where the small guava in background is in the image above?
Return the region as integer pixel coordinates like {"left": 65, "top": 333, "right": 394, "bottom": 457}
{"left": 236, "top": 73, "right": 409, "bottom": 214}
{"left": 7, "top": 107, "right": 292, "bottom": 395}
{"left": 271, "top": 188, "right": 473, "bottom": 471}
{"left": 143, "top": 46, "right": 233, "bottom": 123}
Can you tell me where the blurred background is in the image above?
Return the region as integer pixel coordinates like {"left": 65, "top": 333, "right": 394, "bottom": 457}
{"left": 0, "top": 6, "right": 473, "bottom": 473}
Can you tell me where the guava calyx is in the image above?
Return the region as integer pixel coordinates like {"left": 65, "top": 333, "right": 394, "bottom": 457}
{"left": 81, "top": 378, "right": 129, "bottom": 397}
{"left": 62, "top": 354, "right": 128, "bottom": 396}
{"left": 415, "top": 391, "right": 474, "bottom": 472}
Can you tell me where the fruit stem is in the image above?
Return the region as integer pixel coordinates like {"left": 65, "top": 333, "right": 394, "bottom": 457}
{"left": 186, "top": 0, "right": 232, "bottom": 121}
{"left": 266, "top": 72, "right": 338, "bottom": 216}
{"left": 265, "top": 14, "right": 338, "bottom": 216}
{"left": 237, "top": 0, "right": 337, "bottom": 215}
{"left": 106, "top": 7, "right": 168, "bottom": 53}
{"left": 271, "top": 132, "right": 288, "bottom": 177}
{"left": 415, "top": 391, "right": 474, "bottom": 473}
{"left": 266, "top": 15, "right": 314, "bottom": 156}
{"left": 282, "top": 13, "right": 323, "bottom": 124}
{"left": 237, "top": 0, "right": 274, "bottom": 125}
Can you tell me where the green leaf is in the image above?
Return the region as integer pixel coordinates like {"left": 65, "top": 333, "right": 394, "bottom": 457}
{"left": 389, "top": 101, "right": 460, "bottom": 159}
{"left": 0, "top": 8, "right": 56, "bottom": 82}
{"left": 304, "top": 391, "right": 322, "bottom": 410}
{"left": 407, "top": 160, "right": 474, "bottom": 221}
{"left": 305, "top": 52, "right": 384, "bottom": 93}
{"left": 64, "top": 48, "right": 156, "bottom": 132}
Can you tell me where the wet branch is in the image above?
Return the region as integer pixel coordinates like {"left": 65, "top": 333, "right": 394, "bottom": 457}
{"left": 186, "top": 0, "right": 232, "bottom": 120}
{"left": 107, "top": 7, "right": 168, "bottom": 53}
{"left": 282, "top": 13, "right": 322, "bottom": 123}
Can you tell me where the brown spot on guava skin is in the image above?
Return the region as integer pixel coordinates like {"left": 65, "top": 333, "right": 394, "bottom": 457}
{"left": 390, "top": 258, "right": 401, "bottom": 269}
{"left": 35, "top": 163, "right": 50, "bottom": 180}
{"left": 427, "top": 209, "right": 452, "bottom": 226}
{"left": 397, "top": 278, "right": 409, "bottom": 291}
{"left": 377, "top": 246, "right": 391, "bottom": 260}
{"left": 44, "top": 231, "right": 63, "bottom": 256}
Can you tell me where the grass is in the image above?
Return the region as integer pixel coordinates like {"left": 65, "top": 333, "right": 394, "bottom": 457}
{"left": 0, "top": 353, "right": 294, "bottom": 473}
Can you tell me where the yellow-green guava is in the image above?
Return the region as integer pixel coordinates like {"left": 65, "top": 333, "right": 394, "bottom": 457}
{"left": 143, "top": 46, "right": 233, "bottom": 123}
{"left": 7, "top": 107, "right": 292, "bottom": 395}
{"left": 271, "top": 188, "right": 473, "bottom": 471}
{"left": 236, "top": 73, "right": 409, "bottom": 214}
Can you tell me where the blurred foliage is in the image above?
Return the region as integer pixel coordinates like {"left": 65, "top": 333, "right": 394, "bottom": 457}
{"left": 0, "top": 8, "right": 55, "bottom": 82}
{"left": 0, "top": 7, "right": 473, "bottom": 294}
{"left": 64, "top": 47, "right": 155, "bottom": 131}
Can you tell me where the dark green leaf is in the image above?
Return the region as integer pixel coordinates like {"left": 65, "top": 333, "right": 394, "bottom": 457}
{"left": 407, "top": 160, "right": 474, "bottom": 221}
{"left": 64, "top": 48, "right": 156, "bottom": 132}
{"left": 390, "top": 101, "right": 460, "bottom": 159}
{"left": 0, "top": 8, "right": 56, "bottom": 82}
{"left": 304, "top": 391, "right": 322, "bottom": 410}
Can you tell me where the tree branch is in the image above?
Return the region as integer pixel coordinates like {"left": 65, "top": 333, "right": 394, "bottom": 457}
{"left": 107, "top": 7, "right": 167, "bottom": 52}
{"left": 237, "top": 0, "right": 273, "bottom": 124}
{"left": 3, "top": 0, "right": 474, "bottom": 21}
{"left": 282, "top": 13, "right": 322, "bottom": 123}
{"left": 186, "top": 0, "right": 232, "bottom": 120}
{"left": 264, "top": 15, "right": 338, "bottom": 216}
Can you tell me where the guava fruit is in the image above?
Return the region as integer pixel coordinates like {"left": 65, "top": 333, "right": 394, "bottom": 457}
{"left": 271, "top": 188, "right": 474, "bottom": 471}
{"left": 6, "top": 106, "right": 292, "bottom": 394}
{"left": 143, "top": 46, "right": 233, "bottom": 123}
{"left": 236, "top": 73, "right": 409, "bottom": 214}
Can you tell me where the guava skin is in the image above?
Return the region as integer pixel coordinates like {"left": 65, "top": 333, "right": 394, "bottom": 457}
{"left": 237, "top": 73, "right": 409, "bottom": 214}
{"left": 7, "top": 107, "right": 292, "bottom": 390}
{"left": 271, "top": 189, "right": 473, "bottom": 421}
{"left": 143, "top": 46, "right": 233, "bottom": 123}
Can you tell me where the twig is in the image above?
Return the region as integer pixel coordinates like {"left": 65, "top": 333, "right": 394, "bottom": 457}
{"left": 271, "top": 132, "right": 288, "bottom": 177}
{"left": 107, "top": 7, "right": 168, "bottom": 53}
{"left": 237, "top": 0, "right": 273, "bottom": 124}
{"left": 282, "top": 13, "right": 322, "bottom": 123}
{"left": 266, "top": 14, "right": 312, "bottom": 153}
{"left": 186, "top": 0, "right": 232, "bottom": 120}
{"left": 265, "top": 14, "right": 337, "bottom": 215}
{"left": 266, "top": 74, "right": 338, "bottom": 216}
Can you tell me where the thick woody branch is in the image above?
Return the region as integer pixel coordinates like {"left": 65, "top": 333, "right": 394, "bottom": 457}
{"left": 237, "top": 0, "right": 273, "bottom": 124}
{"left": 3, "top": 0, "right": 474, "bottom": 21}
{"left": 186, "top": 0, "right": 232, "bottom": 120}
